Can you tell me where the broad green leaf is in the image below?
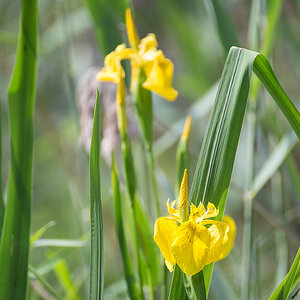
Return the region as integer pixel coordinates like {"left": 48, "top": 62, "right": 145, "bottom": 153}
{"left": 269, "top": 248, "right": 300, "bottom": 300}
{"left": 89, "top": 90, "right": 104, "bottom": 300}
{"left": 0, "top": 0, "right": 38, "bottom": 298}
{"left": 168, "top": 46, "right": 300, "bottom": 299}
{"left": 168, "top": 265, "right": 187, "bottom": 300}
{"left": 111, "top": 156, "right": 140, "bottom": 300}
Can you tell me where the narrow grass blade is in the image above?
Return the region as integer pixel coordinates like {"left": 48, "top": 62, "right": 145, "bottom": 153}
{"left": 210, "top": 265, "right": 238, "bottom": 300}
{"left": 32, "top": 239, "right": 87, "bottom": 248}
{"left": 169, "top": 46, "right": 300, "bottom": 299}
{"left": 28, "top": 265, "right": 63, "bottom": 300}
{"left": 204, "top": 0, "right": 240, "bottom": 54}
{"left": 54, "top": 259, "right": 80, "bottom": 300}
{"left": 154, "top": 83, "right": 216, "bottom": 158}
{"left": 247, "top": 0, "right": 261, "bottom": 50}
{"left": 89, "top": 90, "right": 104, "bottom": 300}
{"left": 30, "top": 221, "right": 56, "bottom": 245}
{"left": 253, "top": 55, "right": 300, "bottom": 138}
{"left": 111, "top": 156, "right": 140, "bottom": 300}
{"left": 250, "top": 131, "right": 297, "bottom": 198}
{"left": 35, "top": 249, "right": 72, "bottom": 276}
{"left": 0, "top": 0, "right": 38, "bottom": 298}
{"left": 0, "top": 101, "right": 3, "bottom": 240}
{"left": 269, "top": 248, "right": 300, "bottom": 300}
{"left": 135, "top": 198, "right": 160, "bottom": 287}
{"left": 85, "top": 0, "right": 128, "bottom": 55}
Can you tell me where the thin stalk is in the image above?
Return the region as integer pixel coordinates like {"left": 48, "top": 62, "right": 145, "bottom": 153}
{"left": 242, "top": 1, "right": 284, "bottom": 298}
{"left": 29, "top": 265, "right": 63, "bottom": 300}
{"left": 122, "top": 152, "right": 145, "bottom": 299}
{"left": 147, "top": 148, "right": 160, "bottom": 217}
{"left": 131, "top": 204, "right": 145, "bottom": 300}
{"left": 241, "top": 99, "right": 256, "bottom": 300}
{"left": 146, "top": 147, "right": 165, "bottom": 299}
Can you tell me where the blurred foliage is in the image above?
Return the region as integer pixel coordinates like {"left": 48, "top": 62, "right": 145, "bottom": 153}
{"left": 0, "top": 0, "right": 300, "bottom": 299}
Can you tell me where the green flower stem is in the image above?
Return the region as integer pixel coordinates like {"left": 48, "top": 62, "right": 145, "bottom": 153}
{"left": 121, "top": 136, "right": 145, "bottom": 300}
{"left": 147, "top": 148, "right": 160, "bottom": 217}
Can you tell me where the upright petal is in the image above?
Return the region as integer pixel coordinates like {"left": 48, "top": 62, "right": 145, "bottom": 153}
{"left": 178, "top": 169, "right": 189, "bottom": 222}
{"left": 190, "top": 203, "right": 206, "bottom": 221}
{"left": 171, "top": 221, "right": 211, "bottom": 276}
{"left": 139, "top": 34, "right": 158, "bottom": 55}
{"left": 154, "top": 217, "right": 179, "bottom": 271}
{"left": 125, "top": 8, "right": 139, "bottom": 49}
{"left": 167, "top": 200, "right": 180, "bottom": 220}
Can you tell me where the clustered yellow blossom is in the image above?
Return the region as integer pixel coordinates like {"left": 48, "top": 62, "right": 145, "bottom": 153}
{"left": 154, "top": 170, "right": 236, "bottom": 276}
{"left": 96, "top": 8, "right": 178, "bottom": 103}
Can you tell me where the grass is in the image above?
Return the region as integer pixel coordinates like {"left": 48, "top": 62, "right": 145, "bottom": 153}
{"left": 0, "top": 0, "right": 299, "bottom": 299}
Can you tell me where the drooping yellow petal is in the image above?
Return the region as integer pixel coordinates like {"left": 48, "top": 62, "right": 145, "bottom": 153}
{"left": 96, "top": 44, "right": 138, "bottom": 84}
{"left": 142, "top": 56, "right": 178, "bottom": 101}
{"left": 178, "top": 169, "right": 189, "bottom": 222}
{"left": 125, "top": 8, "right": 139, "bottom": 49}
{"left": 182, "top": 115, "right": 192, "bottom": 141}
{"left": 171, "top": 221, "right": 211, "bottom": 276}
{"left": 202, "top": 220, "right": 229, "bottom": 264}
{"left": 216, "top": 215, "right": 236, "bottom": 261}
{"left": 153, "top": 217, "right": 179, "bottom": 271}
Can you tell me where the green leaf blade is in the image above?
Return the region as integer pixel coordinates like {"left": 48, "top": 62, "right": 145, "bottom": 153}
{"left": 89, "top": 90, "right": 104, "bottom": 300}
{"left": 0, "top": 0, "right": 38, "bottom": 298}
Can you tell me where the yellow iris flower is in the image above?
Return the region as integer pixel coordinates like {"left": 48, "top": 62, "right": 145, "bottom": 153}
{"left": 96, "top": 8, "right": 178, "bottom": 101}
{"left": 154, "top": 170, "right": 236, "bottom": 276}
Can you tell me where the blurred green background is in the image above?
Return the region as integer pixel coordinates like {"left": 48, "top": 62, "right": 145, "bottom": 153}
{"left": 0, "top": 0, "right": 300, "bottom": 299}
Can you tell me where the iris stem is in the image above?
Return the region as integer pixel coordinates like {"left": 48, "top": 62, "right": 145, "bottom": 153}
{"left": 146, "top": 148, "right": 160, "bottom": 217}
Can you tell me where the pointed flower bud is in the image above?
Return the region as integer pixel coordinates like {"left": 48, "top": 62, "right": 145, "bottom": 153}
{"left": 126, "top": 8, "right": 139, "bottom": 49}
{"left": 178, "top": 169, "right": 189, "bottom": 222}
{"left": 182, "top": 115, "right": 192, "bottom": 141}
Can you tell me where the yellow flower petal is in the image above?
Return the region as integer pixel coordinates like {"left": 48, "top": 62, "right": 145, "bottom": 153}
{"left": 142, "top": 57, "right": 178, "bottom": 101}
{"left": 216, "top": 215, "right": 236, "bottom": 261}
{"left": 189, "top": 202, "right": 206, "bottom": 223}
{"left": 167, "top": 199, "right": 179, "bottom": 218}
{"left": 97, "top": 44, "right": 138, "bottom": 84}
{"left": 139, "top": 33, "right": 158, "bottom": 55}
{"left": 154, "top": 217, "right": 179, "bottom": 270}
{"left": 203, "top": 220, "right": 229, "bottom": 264}
{"left": 203, "top": 202, "right": 219, "bottom": 219}
{"left": 165, "top": 260, "right": 174, "bottom": 272}
{"left": 125, "top": 8, "right": 139, "bottom": 49}
{"left": 178, "top": 169, "right": 189, "bottom": 222}
{"left": 171, "top": 221, "right": 211, "bottom": 276}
